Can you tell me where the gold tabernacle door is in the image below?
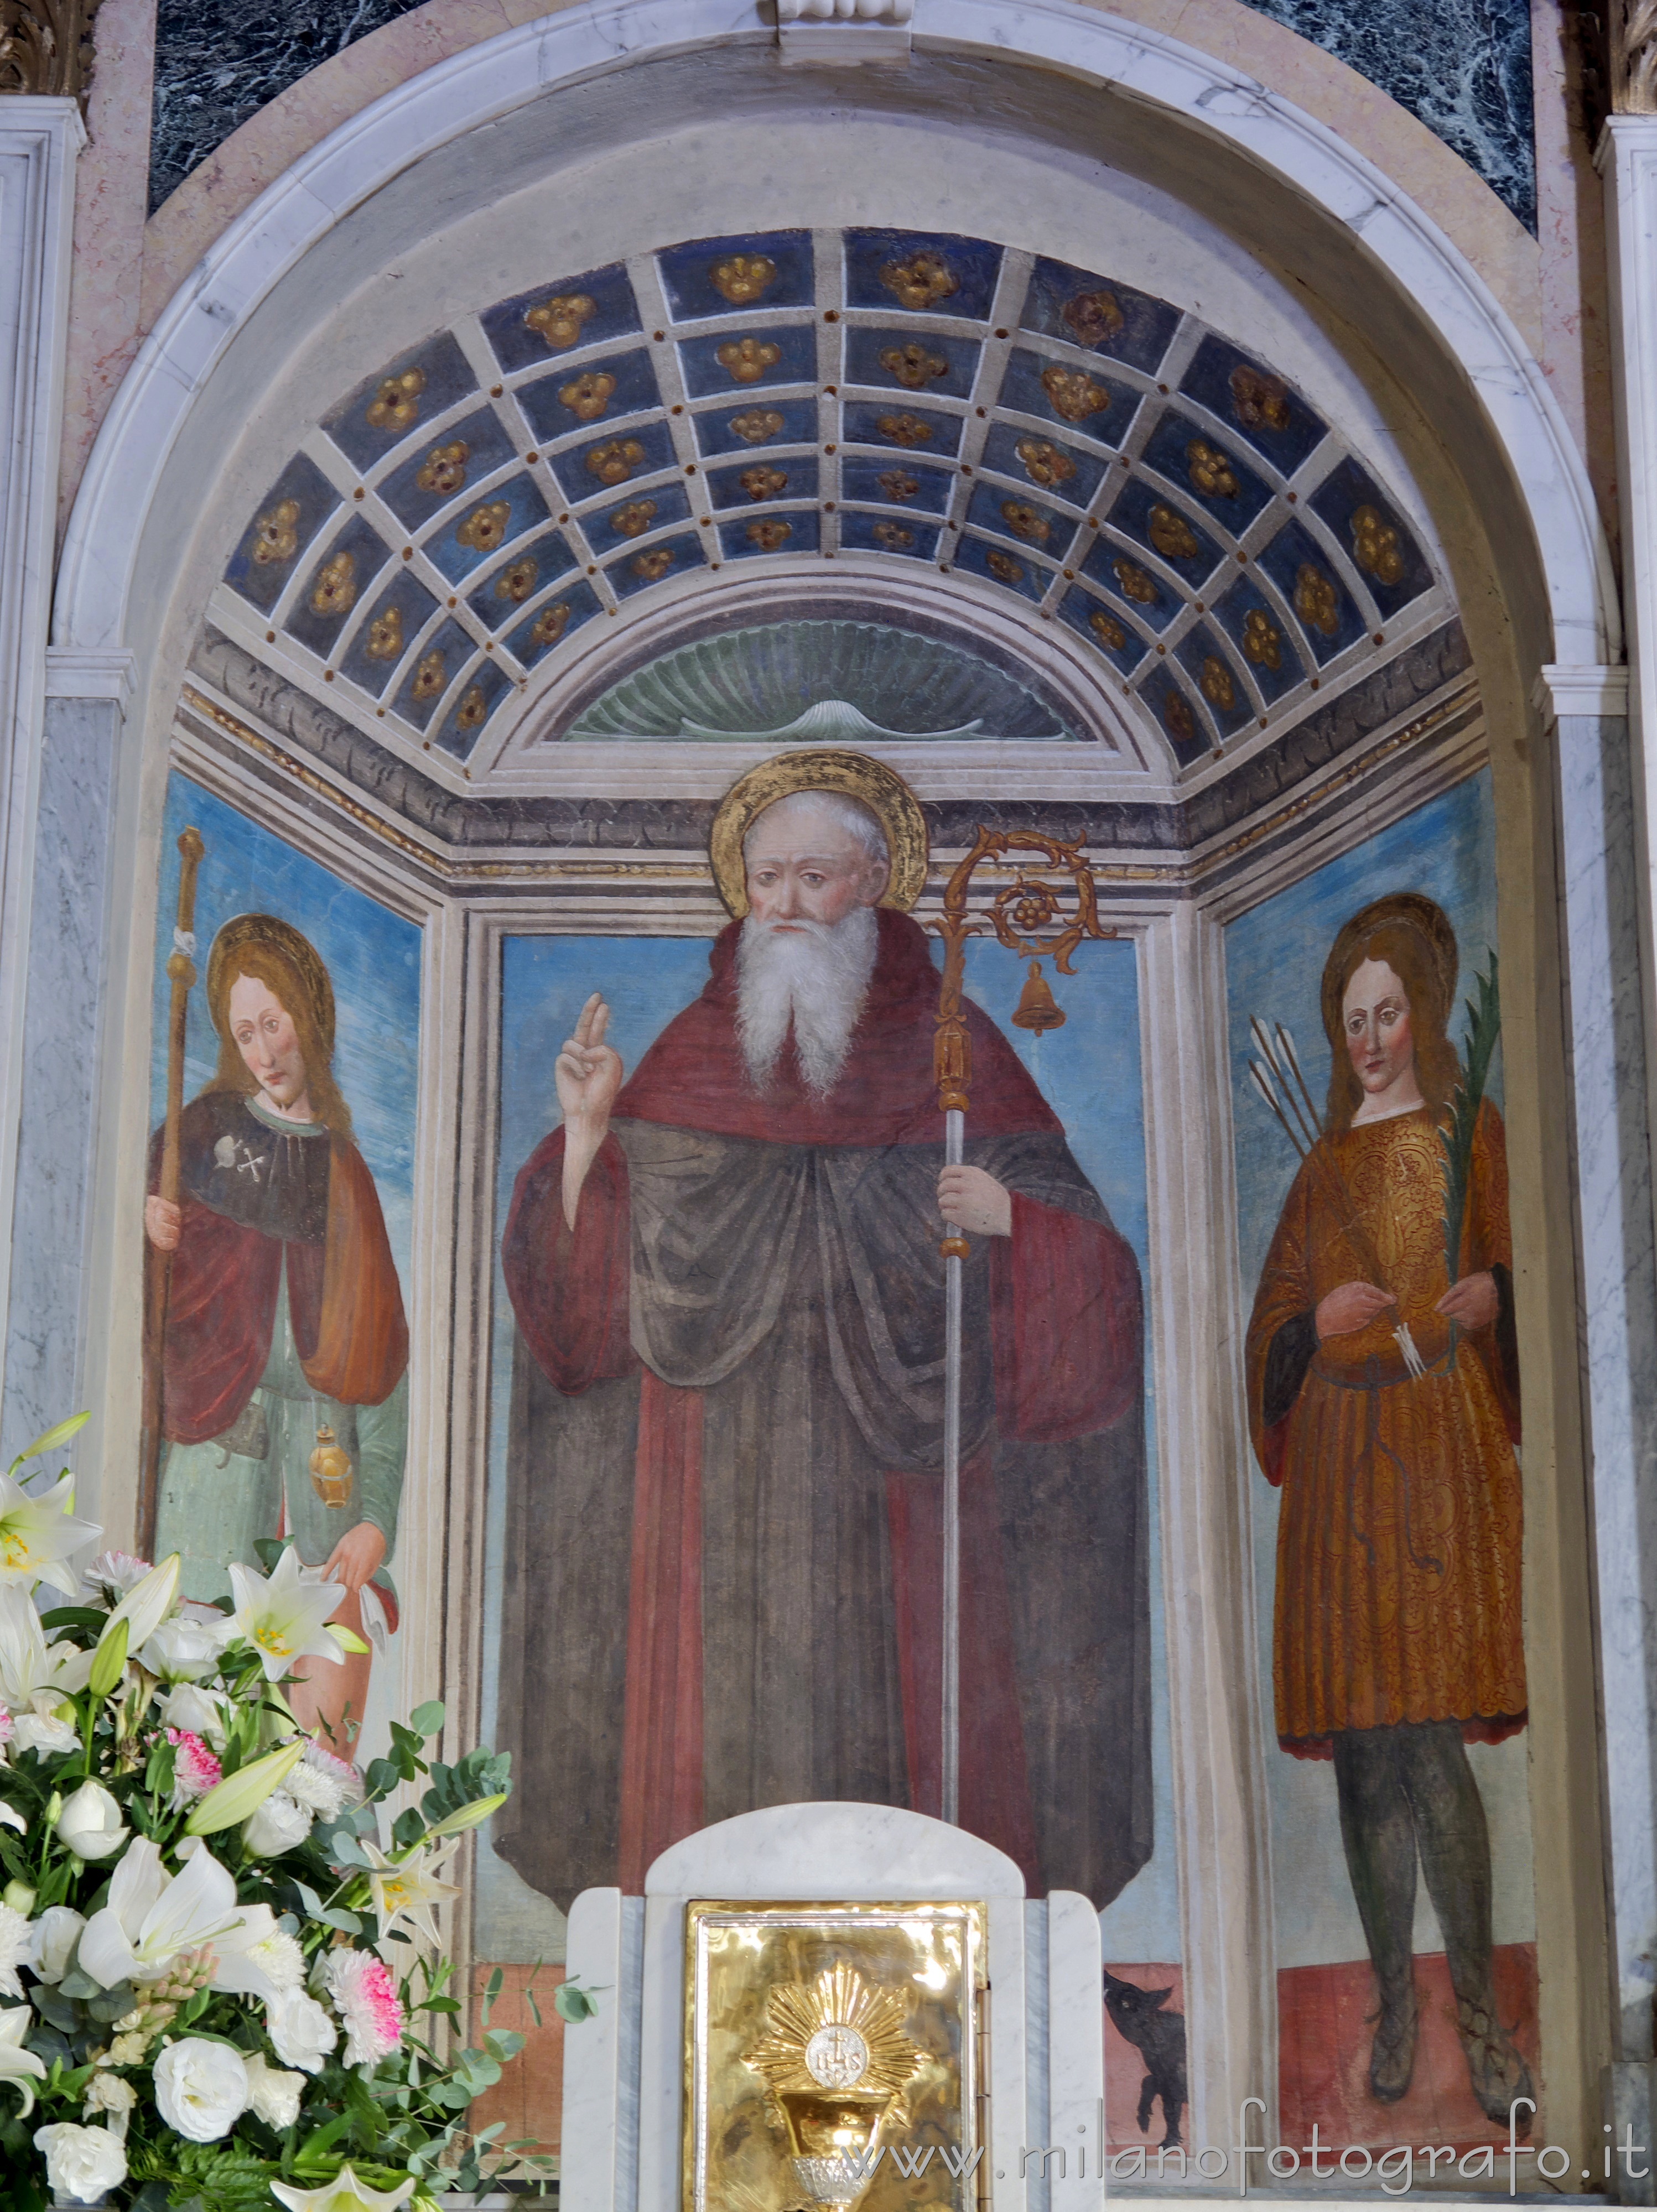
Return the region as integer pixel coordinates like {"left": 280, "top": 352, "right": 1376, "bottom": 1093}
{"left": 683, "top": 1899, "right": 988, "bottom": 2212}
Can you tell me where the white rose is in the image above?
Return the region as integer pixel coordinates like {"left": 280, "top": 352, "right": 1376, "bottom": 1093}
{"left": 243, "top": 1788, "right": 311, "bottom": 1857}
{"left": 242, "top": 2048, "right": 305, "bottom": 2128}
{"left": 54, "top": 1780, "right": 128, "bottom": 1862}
{"left": 139, "top": 1614, "right": 226, "bottom": 1683}
{"left": 265, "top": 1988, "right": 338, "bottom": 2074}
{"left": 28, "top": 1904, "right": 86, "bottom": 1982}
{"left": 157, "top": 1681, "right": 231, "bottom": 1745}
{"left": 32, "top": 2121, "right": 128, "bottom": 2203}
{"left": 153, "top": 2035, "right": 250, "bottom": 2142}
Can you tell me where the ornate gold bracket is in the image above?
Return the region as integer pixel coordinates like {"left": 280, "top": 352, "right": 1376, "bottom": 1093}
{"left": 0, "top": 0, "right": 103, "bottom": 102}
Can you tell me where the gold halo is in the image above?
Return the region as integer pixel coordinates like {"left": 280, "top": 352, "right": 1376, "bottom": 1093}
{"left": 708, "top": 749, "right": 929, "bottom": 917}
{"left": 206, "top": 913, "right": 336, "bottom": 1059}
{"left": 1320, "top": 891, "right": 1458, "bottom": 1044}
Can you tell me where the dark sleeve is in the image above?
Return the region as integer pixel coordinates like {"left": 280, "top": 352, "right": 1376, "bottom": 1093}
{"left": 1262, "top": 1309, "right": 1318, "bottom": 1429}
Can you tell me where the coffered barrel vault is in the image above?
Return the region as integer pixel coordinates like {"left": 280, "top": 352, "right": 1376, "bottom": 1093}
{"left": 210, "top": 226, "right": 1448, "bottom": 788}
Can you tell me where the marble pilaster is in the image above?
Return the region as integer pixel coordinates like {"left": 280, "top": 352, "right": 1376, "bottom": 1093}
{"left": 1, "top": 664, "right": 129, "bottom": 1465}
{"left": 1539, "top": 668, "right": 1657, "bottom": 2062}
{"left": 0, "top": 103, "right": 85, "bottom": 1451}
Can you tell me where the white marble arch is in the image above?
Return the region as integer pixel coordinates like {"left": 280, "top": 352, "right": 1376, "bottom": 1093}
{"left": 29, "top": 0, "right": 1642, "bottom": 2177}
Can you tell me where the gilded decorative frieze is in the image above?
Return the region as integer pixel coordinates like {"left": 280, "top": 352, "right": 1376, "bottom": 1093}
{"left": 876, "top": 470, "right": 920, "bottom": 502}
{"left": 633, "top": 549, "right": 676, "bottom": 580}
{"left": 366, "top": 606, "right": 403, "bottom": 660}
{"left": 412, "top": 649, "right": 446, "bottom": 701}
{"left": 530, "top": 602, "right": 572, "bottom": 647}
{"left": 740, "top": 466, "right": 789, "bottom": 501}
{"left": 456, "top": 686, "right": 489, "bottom": 731}
{"left": 1089, "top": 608, "right": 1126, "bottom": 651}
{"left": 1113, "top": 556, "right": 1157, "bottom": 603}
{"left": 875, "top": 412, "right": 933, "bottom": 446}
{"left": 1202, "top": 655, "right": 1236, "bottom": 710}
{"left": 610, "top": 500, "right": 658, "bottom": 539}
{"left": 986, "top": 549, "right": 1024, "bottom": 582}
{"left": 747, "top": 519, "right": 792, "bottom": 549}
{"left": 873, "top": 521, "right": 915, "bottom": 550}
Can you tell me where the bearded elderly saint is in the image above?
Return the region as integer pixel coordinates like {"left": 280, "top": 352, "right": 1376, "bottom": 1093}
{"left": 497, "top": 786, "right": 1149, "bottom": 1906}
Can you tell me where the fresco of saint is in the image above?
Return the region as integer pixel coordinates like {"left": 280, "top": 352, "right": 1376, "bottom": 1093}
{"left": 497, "top": 752, "right": 1149, "bottom": 1906}
{"left": 144, "top": 914, "right": 409, "bottom": 1752}
{"left": 1245, "top": 893, "right": 1529, "bottom": 2122}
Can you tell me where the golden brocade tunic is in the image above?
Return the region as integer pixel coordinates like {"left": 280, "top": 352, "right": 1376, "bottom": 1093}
{"left": 1245, "top": 1099, "right": 1525, "bottom": 1756}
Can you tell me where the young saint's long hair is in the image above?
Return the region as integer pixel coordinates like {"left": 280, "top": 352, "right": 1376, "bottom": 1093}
{"left": 204, "top": 937, "right": 354, "bottom": 1139}
{"left": 1319, "top": 901, "right": 1460, "bottom": 1134}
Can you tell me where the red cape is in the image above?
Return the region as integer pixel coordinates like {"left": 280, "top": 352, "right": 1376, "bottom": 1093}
{"left": 613, "top": 907, "right": 1061, "bottom": 1148}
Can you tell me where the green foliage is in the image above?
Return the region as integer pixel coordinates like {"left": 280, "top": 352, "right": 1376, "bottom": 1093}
{"left": 420, "top": 1747, "right": 510, "bottom": 1831}
{"left": 1438, "top": 954, "right": 1501, "bottom": 1281}
{"left": 128, "top": 2141, "right": 274, "bottom": 2212}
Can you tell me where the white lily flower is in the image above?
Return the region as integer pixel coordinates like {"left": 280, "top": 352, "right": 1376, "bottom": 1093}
{"left": 101, "top": 1553, "right": 181, "bottom": 1658}
{"left": 0, "top": 1902, "right": 28, "bottom": 1997}
{"left": 55, "top": 1779, "right": 128, "bottom": 1861}
{"left": 228, "top": 1549, "right": 347, "bottom": 1681}
{"left": 271, "top": 2164, "right": 414, "bottom": 2212}
{"left": 0, "top": 1466, "right": 101, "bottom": 1595}
{"left": 361, "top": 1838, "right": 461, "bottom": 1946}
{"left": 0, "top": 2002, "right": 46, "bottom": 2117}
{"left": 11, "top": 1700, "right": 79, "bottom": 1756}
{"left": 77, "top": 1834, "right": 245, "bottom": 1986}
{"left": 0, "top": 1583, "right": 94, "bottom": 1712}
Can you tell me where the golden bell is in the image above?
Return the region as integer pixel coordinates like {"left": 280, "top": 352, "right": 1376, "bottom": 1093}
{"left": 1011, "top": 959, "right": 1065, "bottom": 1033}
{"left": 309, "top": 1424, "right": 354, "bottom": 1509}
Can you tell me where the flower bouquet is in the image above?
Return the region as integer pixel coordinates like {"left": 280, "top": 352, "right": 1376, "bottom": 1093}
{"left": 0, "top": 1415, "right": 559, "bottom": 2211}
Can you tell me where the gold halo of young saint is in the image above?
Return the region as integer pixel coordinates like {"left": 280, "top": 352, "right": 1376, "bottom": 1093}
{"left": 708, "top": 748, "right": 931, "bottom": 918}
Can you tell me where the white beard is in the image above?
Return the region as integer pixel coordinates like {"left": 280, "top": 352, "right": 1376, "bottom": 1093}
{"left": 736, "top": 906, "right": 879, "bottom": 1097}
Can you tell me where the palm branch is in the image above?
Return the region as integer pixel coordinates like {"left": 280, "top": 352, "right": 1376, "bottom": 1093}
{"left": 1439, "top": 953, "right": 1500, "bottom": 1280}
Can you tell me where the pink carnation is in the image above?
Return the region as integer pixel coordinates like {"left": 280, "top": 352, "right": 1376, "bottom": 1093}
{"left": 0, "top": 1710, "right": 13, "bottom": 1748}
{"left": 323, "top": 1948, "right": 404, "bottom": 2067}
{"left": 166, "top": 1727, "right": 222, "bottom": 1803}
